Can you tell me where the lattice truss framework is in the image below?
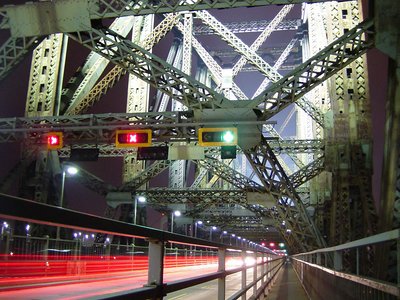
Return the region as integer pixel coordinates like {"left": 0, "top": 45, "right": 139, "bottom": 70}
{"left": 0, "top": 0, "right": 376, "bottom": 253}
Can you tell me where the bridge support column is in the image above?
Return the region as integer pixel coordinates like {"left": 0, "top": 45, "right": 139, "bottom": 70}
{"left": 241, "top": 250, "right": 247, "bottom": 300}
{"left": 147, "top": 238, "right": 165, "bottom": 298}
{"left": 218, "top": 248, "right": 226, "bottom": 300}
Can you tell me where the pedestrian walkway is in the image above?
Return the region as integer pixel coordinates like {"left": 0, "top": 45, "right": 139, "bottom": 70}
{"left": 264, "top": 261, "right": 309, "bottom": 299}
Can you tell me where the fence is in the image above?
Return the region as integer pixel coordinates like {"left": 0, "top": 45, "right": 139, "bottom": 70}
{"left": 292, "top": 229, "right": 399, "bottom": 300}
{"left": 0, "top": 193, "right": 284, "bottom": 299}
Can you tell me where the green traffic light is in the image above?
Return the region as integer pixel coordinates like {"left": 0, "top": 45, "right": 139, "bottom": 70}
{"left": 222, "top": 131, "right": 235, "bottom": 143}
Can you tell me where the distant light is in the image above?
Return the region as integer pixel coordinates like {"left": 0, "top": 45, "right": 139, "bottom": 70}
{"left": 78, "top": 232, "right": 82, "bottom": 236}
{"left": 196, "top": 220, "right": 203, "bottom": 225}
{"left": 212, "top": 226, "right": 217, "bottom": 230}
{"left": 66, "top": 166, "right": 78, "bottom": 175}
{"left": 231, "top": 234, "right": 236, "bottom": 237}
{"left": 269, "top": 242, "right": 276, "bottom": 248}
{"left": 173, "top": 210, "right": 181, "bottom": 217}
{"left": 137, "top": 196, "right": 146, "bottom": 203}
{"left": 279, "top": 243, "right": 285, "bottom": 248}
{"left": 223, "top": 231, "right": 227, "bottom": 234}
{"left": 286, "top": 229, "right": 292, "bottom": 234}
{"left": 91, "top": 234, "right": 95, "bottom": 238}
{"left": 106, "top": 237, "right": 110, "bottom": 242}
{"left": 243, "top": 238, "right": 246, "bottom": 241}
{"left": 3, "top": 222, "right": 8, "bottom": 228}
{"left": 238, "top": 237, "right": 241, "bottom": 240}
{"left": 85, "top": 234, "right": 89, "bottom": 239}
{"left": 73, "top": 232, "right": 78, "bottom": 238}
{"left": 25, "top": 224, "right": 30, "bottom": 232}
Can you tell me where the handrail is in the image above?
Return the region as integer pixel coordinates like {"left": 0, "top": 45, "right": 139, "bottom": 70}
{"left": 0, "top": 193, "right": 272, "bottom": 254}
{"left": 0, "top": 193, "right": 284, "bottom": 299}
{"left": 291, "top": 229, "right": 400, "bottom": 298}
{"left": 293, "top": 229, "right": 400, "bottom": 256}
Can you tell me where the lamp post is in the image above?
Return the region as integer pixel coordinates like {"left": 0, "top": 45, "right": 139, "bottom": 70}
{"left": 220, "top": 230, "right": 227, "bottom": 243}
{"left": 171, "top": 210, "right": 181, "bottom": 233}
{"left": 170, "top": 210, "right": 181, "bottom": 250}
{"left": 230, "top": 233, "right": 235, "bottom": 245}
{"left": 194, "top": 220, "right": 203, "bottom": 238}
{"left": 209, "top": 226, "right": 217, "bottom": 241}
{"left": 56, "top": 165, "right": 78, "bottom": 240}
{"left": 134, "top": 196, "right": 146, "bottom": 225}
{"left": 132, "top": 196, "right": 146, "bottom": 252}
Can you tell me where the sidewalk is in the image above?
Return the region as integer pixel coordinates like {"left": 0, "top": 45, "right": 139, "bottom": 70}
{"left": 264, "top": 261, "right": 309, "bottom": 299}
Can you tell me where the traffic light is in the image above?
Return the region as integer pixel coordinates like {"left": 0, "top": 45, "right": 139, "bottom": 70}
{"left": 137, "top": 146, "right": 169, "bottom": 160}
{"left": 46, "top": 132, "right": 63, "bottom": 150}
{"left": 115, "top": 129, "right": 152, "bottom": 148}
{"left": 70, "top": 148, "right": 99, "bottom": 161}
{"left": 198, "top": 128, "right": 238, "bottom": 146}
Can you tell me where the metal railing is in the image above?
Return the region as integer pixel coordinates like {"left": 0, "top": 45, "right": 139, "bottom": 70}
{"left": 0, "top": 193, "right": 284, "bottom": 299}
{"left": 292, "top": 229, "right": 399, "bottom": 299}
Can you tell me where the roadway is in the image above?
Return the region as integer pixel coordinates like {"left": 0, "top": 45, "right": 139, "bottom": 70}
{"left": 0, "top": 264, "right": 264, "bottom": 299}
{"left": 0, "top": 264, "right": 216, "bottom": 299}
{"left": 166, "top": 268, "right": 260, "bottom": 300}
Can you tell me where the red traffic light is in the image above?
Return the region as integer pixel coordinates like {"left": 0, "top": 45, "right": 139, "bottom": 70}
{"left": 47, "top": 132, "right": 63, "bottom": 149}
{"left": 115, "top": 129, "right": 152, "bottom": 148}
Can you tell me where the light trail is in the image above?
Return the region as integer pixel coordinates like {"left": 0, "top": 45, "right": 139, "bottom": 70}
{"left": 0, "top": 264, "right": 220, "bottom": 300}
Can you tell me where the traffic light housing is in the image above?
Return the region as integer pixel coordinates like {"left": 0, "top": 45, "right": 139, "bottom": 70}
{"left": 198, "top": 128, "right": 237, "bottom": 147}
{"left": 47, "top": 132, "right": 63, "bottom": 150}
{"left": 115, "top": 129, "right": 152, "bottom": 148}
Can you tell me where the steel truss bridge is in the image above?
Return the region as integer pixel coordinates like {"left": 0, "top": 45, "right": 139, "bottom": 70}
{"left": 0, "top": 0, "right": 398, "bottom": 284}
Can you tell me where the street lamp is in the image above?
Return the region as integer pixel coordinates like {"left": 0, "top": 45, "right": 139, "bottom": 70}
{"left": 171, "top": 210, "right": 181, "bottom": 233}
{"left": 57, "top": 165, "right": 78, "bottom": 240}
{"left": 230, "top": 233, "right": 235, "bottom": 245}
{"left": 209, "top": 226, "right": 217, "bottom": 241}
{"left": 220, "top": 230, "right": 227, "bottom": 243}
{"left": 134, "top": 196, "right": 146, "bottom": 225}
{"left": 132, "top": 196, "right": 146, "bottom": 252}
{"left": 194, "top": 220, "right": 203, "bottom": 238}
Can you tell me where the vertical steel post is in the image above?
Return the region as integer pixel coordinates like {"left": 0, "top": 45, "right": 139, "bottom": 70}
{"left": 397, "top": 238, "right": 399, "bottom": 286}
{"left": 261, "top": 254, "right": 265, "bottom": 284}
{"left": 356, "top": 248, "right": 360, "bottom": 275}
{"left": 148, "top": 238, "right": 164, "bottom": 299}
{"left": 317, "top": 253, "right": 321, "bottom": 265}
{"left": 334, "top": 251, "right": 343, "bottom": 271}
{"left": 253, "top": 251, "right": 257, "bottom": 295}
{"left": 241, "top": 250, "right": 247, "bottom": 300}
{"left": 217, "top": 248, "right": 226, "bottom": 300}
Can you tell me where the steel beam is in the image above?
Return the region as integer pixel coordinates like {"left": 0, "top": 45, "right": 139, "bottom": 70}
{"left": 245, "top": 19, "right": 374, "bottom": 121}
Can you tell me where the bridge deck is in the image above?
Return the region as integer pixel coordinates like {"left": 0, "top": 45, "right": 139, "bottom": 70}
{"left": 264, "top": 261, "right": 309, "bottom": 300}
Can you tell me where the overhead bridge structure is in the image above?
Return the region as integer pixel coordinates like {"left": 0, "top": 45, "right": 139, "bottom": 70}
{"left": 0, "top": 0, "right": 398, "bottom": 299}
